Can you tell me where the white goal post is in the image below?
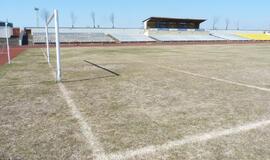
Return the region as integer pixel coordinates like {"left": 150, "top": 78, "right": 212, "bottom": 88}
{"left": 5, "top": 20, "right": 11, "bottom": 64}
{"left": 45, "top": 9, "right": 61, "bottom": 82}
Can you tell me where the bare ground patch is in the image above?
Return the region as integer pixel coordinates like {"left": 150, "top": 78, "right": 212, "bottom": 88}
{"left": 1, "top": 44, "right": 270, "bottom": 159}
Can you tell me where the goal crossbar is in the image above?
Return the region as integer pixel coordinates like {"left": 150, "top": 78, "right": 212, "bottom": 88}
{"left": 45, "top": 9, "right": 61, "bottom": 82}
{"left": 47, "top": 13, "right": 55, "bottom": 25}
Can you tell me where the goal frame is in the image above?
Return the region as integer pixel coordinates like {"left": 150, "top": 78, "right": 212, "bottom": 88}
{"left": 45, "top": 9, "right": 61, "bottom": 82}
{"left": 5, "top": 20, "right": 11, "bottom": 64}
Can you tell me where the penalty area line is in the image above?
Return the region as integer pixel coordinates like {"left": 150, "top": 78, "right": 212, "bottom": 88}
{"left": 107, "top": 119, "right": 270, "bottom": 160}
{"left": 129, "top": 59, "right": 270, "bottom": 93}
{"left": 159, "top": 65, "right": 270, "bottom": 93}
{"left": 40, "top": 48, "right": 108, "bottom": 160}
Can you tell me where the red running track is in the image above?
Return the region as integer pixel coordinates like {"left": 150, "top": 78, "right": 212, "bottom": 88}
{"left": 0, "top": 48, "right": 26, "bottom": 65}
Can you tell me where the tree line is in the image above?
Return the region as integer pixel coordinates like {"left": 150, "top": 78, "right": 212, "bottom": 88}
{"left": 40, "top": 9, "right": 115, "bottom": 28}
{"left": 212, "top": 17, "right": 240, "bottom": 30}
{"left": 40, "top": 8, "right": 242, "bottom": 30}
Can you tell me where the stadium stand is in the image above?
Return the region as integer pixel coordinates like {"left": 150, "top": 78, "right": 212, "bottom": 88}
{"left": 148, "top": 29, "right": 223, "bottom": 41}
{"left": 145, "top": 28, "right": 209, "bottom": 35}
{"left": 151, "top": 34, "right": 223, "bottom": 41}
{"left": 32, "top": 32, "right": 114, "bottom": 44}
{"left": 210, "top": 31, "right": 251, "bottom": 40}
{"left": 0, "top": 38, "right": 20, "bottom": 46}
{"left": 109, "top": 33, "right": 154, "bottom": 42}
{"left": 28, "top": 28, "right": 146, "bottom": 34}
{"left": 27, "top": 27, "right": 270, "bottom": 44}
{"left": 237, "top": 33, "right": 270, "bottom": 40}
{"left": 28, "top": 28, "right": 155, "bottom": 43}
{"left": 94, "top": 29, "right": 155, "bottom": 42}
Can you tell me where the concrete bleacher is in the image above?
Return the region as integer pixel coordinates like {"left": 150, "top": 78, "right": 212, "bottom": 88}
{"left": 210, "top": 31, "right": 250, "bottom": 40}
{"left": 29, "top": 28, "right": 155, "bottom": 43}
{"left": 145, "top": 28, "right": 209, "bottom": 35}
{"left": 109, "top": 33, "right": 154, "bottom": 42}
{"left": 236, "top": 33, "right": 270, "bottom": 40}
{"left": 98, "top": 29, "right": 155, "bottom": 42}
{"left": 28, "top": 28, "right": 144, "bottom": 34}
{"left": 148, "top": 29, "right": 223, "bottom": 41}
{"left": 32, "top": 32, "right": 114, "bottom": 44}
{"left": 151, "top": 34, "right": 223, "bottom": 41}
{"left": 0, "top": 38, "right": 19, "bottom": 46}
{"left": 28, "top": 27, "right": 269, "bottom": 43}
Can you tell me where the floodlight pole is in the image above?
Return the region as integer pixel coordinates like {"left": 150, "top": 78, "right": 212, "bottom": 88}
{"left": 5, "top": 20, "right": 11, "bottom": 64}
{"left": 54, "top": 9, "right": 61, "bottom": 82}
{"left": 34, "top": 8, "right": 39, "bottom": 27}
{"left": 45, "top": 23, "right": 50, "bottom": 64}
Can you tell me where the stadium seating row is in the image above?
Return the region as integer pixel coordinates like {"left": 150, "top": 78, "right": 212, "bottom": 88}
{"left": 237, "top": 33, "right": 270, "bottom": 40}
{"left": 33, "top": 33, "right": 114, "bottom": 43}
{"left": 31, "top": 28, "right": 153, "bottom": 43}
{"left": 151, "top": 34, "right": 223, "bottom": 41}
{"left": 28, "top": 28, "right": 270, "bottom": 43}
{"left": 210, "top": 31, "right": 250, "bottom": 40}
{"left": 109, "top": 33, "right": 155, "bottom": 42}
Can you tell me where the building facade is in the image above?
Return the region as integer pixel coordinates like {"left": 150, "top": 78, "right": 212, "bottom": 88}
{"left": 143, "top": 17, "right": 206, "bottom": 30}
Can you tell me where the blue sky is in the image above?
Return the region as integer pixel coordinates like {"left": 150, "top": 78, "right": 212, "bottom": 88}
{"left": 1, "top": 0, "right": 270, "bottom": 30}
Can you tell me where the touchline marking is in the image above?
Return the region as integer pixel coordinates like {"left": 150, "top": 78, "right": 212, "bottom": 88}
{"left": 159, "top": 65, "right": 270, "bottom": 92}
{"left": 107, "top": 120, "right": 270, "bottom": 160}
{"left": 40, "top": 48, "right": 107, "bottom": 160}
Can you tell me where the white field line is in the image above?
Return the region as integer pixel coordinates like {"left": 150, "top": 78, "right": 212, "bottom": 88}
{"left": 39, "top": 53, "right": 270, "bottom": 160}
{"left": 107, "top": 119, "right": 270, "bottom": 160}
{"left": 40, "top": 48, "right": 107, "bottom": 160}
{"left": 130, "top": 59, "right": 270, "bottom": 93}
{"left": 159, "top": 65, "right": 270, "bottom": 92}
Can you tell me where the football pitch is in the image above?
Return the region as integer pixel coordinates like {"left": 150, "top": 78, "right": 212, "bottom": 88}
{"left": 1, "top": 44, "right": 270, "bottom": 160}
